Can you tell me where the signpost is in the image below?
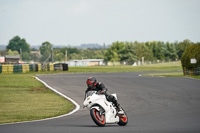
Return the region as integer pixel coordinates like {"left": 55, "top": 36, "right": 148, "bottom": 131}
{"left": 191, "top": 58, "right": 197, "bottom": 64}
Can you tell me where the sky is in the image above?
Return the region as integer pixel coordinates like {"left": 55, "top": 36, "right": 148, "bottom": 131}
{"left": 0, "top": 0, "right": 200, "bottom": 46}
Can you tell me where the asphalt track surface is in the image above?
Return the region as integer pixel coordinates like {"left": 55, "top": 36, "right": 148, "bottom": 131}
{"left": 1, "top": 72, "right": 200, "bottom": 133}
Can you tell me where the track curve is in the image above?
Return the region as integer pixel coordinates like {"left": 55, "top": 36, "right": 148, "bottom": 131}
{"left": 1, "top": 72, "right": 200, "bottom": 133}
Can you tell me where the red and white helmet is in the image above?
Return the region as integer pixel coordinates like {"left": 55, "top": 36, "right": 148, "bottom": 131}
{"left": 86, "top": 77, "right": 97, "bottom": 89}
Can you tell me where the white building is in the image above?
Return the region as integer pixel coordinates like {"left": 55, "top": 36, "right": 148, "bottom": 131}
{"left": 65, "top": 59, "right": 104, "bottom": 66}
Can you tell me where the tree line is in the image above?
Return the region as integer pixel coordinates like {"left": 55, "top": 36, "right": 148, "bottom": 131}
{"left": 104, "top": 40, "right": 193, "bottom": 64}
{"left": 0, "top": 36, "right": 198, "bottom": 64}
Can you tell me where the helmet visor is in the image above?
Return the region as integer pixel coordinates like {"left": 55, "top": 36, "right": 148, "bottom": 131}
{"left": 87, "top": 83, "right": 94, "bottom": 89}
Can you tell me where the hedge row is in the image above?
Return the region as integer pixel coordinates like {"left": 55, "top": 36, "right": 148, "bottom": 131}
{"left": 181, "top": 43, "right": 200, "bottom": 75}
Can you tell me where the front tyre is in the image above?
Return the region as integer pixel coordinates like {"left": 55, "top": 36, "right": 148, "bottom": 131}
{"left": 90, "top": 108, "right": 106, "bottom": 127}
{"left": 117, "top": 108, "right": 128, "bottom": 126}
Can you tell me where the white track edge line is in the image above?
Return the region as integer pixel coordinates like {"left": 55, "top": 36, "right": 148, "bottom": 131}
{"left": 0, "top": 76, "right": 80, "bottom": 126}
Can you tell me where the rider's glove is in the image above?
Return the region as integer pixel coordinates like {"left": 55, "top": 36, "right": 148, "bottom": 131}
{"left": 100, "top": 90, "right": 106, "bottom": 94}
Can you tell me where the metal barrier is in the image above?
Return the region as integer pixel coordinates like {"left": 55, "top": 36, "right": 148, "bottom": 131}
{"left": 183, "top": 67, "right": 200, "bottom": 76}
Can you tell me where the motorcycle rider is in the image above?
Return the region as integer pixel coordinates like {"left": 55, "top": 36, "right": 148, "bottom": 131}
{"left": 85, "top": 77, "right": 123, "bottom": 114}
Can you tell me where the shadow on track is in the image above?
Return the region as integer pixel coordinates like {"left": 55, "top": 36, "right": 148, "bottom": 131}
{"left": 54, "top": 124, "right": 120, "bottom": 128}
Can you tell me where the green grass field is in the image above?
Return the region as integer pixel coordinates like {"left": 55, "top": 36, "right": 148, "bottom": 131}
{"left": 0, "top": 74, "right": 74, "bottom": 124}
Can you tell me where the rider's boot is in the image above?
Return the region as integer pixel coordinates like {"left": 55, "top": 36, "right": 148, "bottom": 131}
{"left": 114, "top": 102, "right": 124, "bottom": 114}
{"left": 107, "top": 94, "right": 124, "bottom": 114}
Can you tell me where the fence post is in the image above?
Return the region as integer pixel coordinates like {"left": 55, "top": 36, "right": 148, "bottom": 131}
{"left": 183, "top": 67, "right": 186, "bottom": 75}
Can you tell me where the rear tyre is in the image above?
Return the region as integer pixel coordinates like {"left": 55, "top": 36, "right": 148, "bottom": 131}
{"left": 90, "top": 108, "right": 106, "bottom": 127}
{"left": 117, "top": 107, "right": 128, "bottom": 126}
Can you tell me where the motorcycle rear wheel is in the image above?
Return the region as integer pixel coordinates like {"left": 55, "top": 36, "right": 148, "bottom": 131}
{"left": 90, "top": 108, "right": 106, "bottom": 127}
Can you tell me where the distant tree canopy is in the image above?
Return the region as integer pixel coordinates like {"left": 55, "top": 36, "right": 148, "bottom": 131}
{"left": 104, "top": 41, "right": 179, "bottom": 64}
{"left": 6, "top": 36, "right": 31, "bottom": 60}
{"left": 4, "top": 36, "right": 197, "bottom": 64}
{"left": 181, "top": 43, "right": 200, "bottom": 69}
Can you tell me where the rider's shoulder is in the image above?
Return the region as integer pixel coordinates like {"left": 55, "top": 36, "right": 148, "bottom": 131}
{"left": 97, "top": 82, "right": 104, "bottom": 86}
{"left": 97, "top": 82, "right": 106, "bottom": 88}
{"left": 97, "top": 82, "right": 102, "bottom": 85}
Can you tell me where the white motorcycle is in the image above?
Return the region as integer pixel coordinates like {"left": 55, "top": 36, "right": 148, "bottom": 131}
{"left": 83, "top": 91, "right": 128, "bottom": 127}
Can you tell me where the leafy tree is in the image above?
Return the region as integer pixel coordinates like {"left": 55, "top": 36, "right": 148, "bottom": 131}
{"left": 0, "top": 50, "right": 6, "bottom": 56}
{"left": 113, "top": 42, "right": 126, "bottom": 61}
{"left": 176, "top": 39, "right": 193, "bottom": 59}
{"left": 104, "top": 49, "right": 119, "bottom": 62}
{"left": 7, "top": 49, "right": 19, "bottom": 55}
{"left": 109, "top": 50, "right": 120, "bottom": 62}
{"left": 70, "top": 53, "right": 82, "bottom": 60}
{"left": 66, "top": 47, "right": 80, "bottom": 56}
{"left": 54, "top": 52, "right": 64, "bottom": 61}
{"left": 39, "top": 41, "right": 52, "bottom": 62}
{"left": 6, "top": 36, "right": 31, "bottom": 60}
{"left": 133, "top": 42, "right": 154, "bottom": 61}
{"left": 123, "top": 42, "right": 138, "bottom": 63}
{"left": 53, "top": 48, "right": 65, "bottom": 61}
{"left": 153, "top": 41, "right": 166, "bottom": 60}
{"left": 104, "top": 41, "right": 125, "bottom": 62}
{"left": 30, "top": 53, "right": 40, "bottom": 62}
{"left": 145, "top": 41, "right": 164, "bottom": 60}
{"left": 93, "top": 50, "right": 104, "bottom": 59}
{"left": 80, "top": 49, "right": 94, "bottom": 59}
{"left": 22, "top": 52, "right": 30, "bottom": 61}
{"left": 165, "top": 42, "right": 178, "bottom": 61}
{"left": 181, "top": 43, "right": 200, "bottom": 69}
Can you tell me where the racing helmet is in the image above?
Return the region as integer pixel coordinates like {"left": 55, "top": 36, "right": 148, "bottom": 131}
{"left": 86, "top": 77, "right": 97, "bottom": 89}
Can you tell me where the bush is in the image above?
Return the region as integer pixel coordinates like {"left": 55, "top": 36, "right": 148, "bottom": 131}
{"left": 181, "top": 43, "right": 200, "bottom": 69}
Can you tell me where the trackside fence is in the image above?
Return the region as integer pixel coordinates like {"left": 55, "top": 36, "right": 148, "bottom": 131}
{"left": 183, "top": 67, "right": 200, "bottom": 76}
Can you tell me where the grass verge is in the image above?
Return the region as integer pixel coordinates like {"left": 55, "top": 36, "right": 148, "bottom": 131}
{"left": 144, "top": 72, "right": 184, "bottom": 77}
{"left": 68, "top": 62, "right": 182, "bottom": 73}
{"left": 190, "top": 76, "right": 200, "bottom": 79}
{"left": 0, "top": 74, "right": 74, "bottom": 124}
{"left": 143, "top": 72, "right": 200, "bottom": 79}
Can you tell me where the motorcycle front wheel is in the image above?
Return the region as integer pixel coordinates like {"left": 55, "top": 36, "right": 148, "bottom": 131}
{"left": 90, "top": 108, "right": 106, "bottom": 127}
{"left": 117, "top": 107, "right": 128, "bottom": 126}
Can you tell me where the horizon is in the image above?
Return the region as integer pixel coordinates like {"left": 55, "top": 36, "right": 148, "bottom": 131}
{"left": 0, "top": 39, "right": 199, "bottom": 48}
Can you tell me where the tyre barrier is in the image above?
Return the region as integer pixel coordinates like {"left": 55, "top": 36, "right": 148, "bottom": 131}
{"left": 13, "top": 64, "right": 22, "bottom": 73}
{"left": 2, "top": 65, "right": 13, "bottom": 74}
{"left": 41, "top": 63, "right": 54, "bottom": 72}
{"left": 54, "top": 63, "right": 68, "bottom": 71}
{"left": 0, "top": 63, "right": 58, "bottom": 74}
{"left": 22, "top": 64, "right": 29, "bottom": 73}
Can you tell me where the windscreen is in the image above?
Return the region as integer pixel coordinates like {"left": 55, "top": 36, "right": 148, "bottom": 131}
{"left": 86, "top": 91, "right": 97, "bottom": 97}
